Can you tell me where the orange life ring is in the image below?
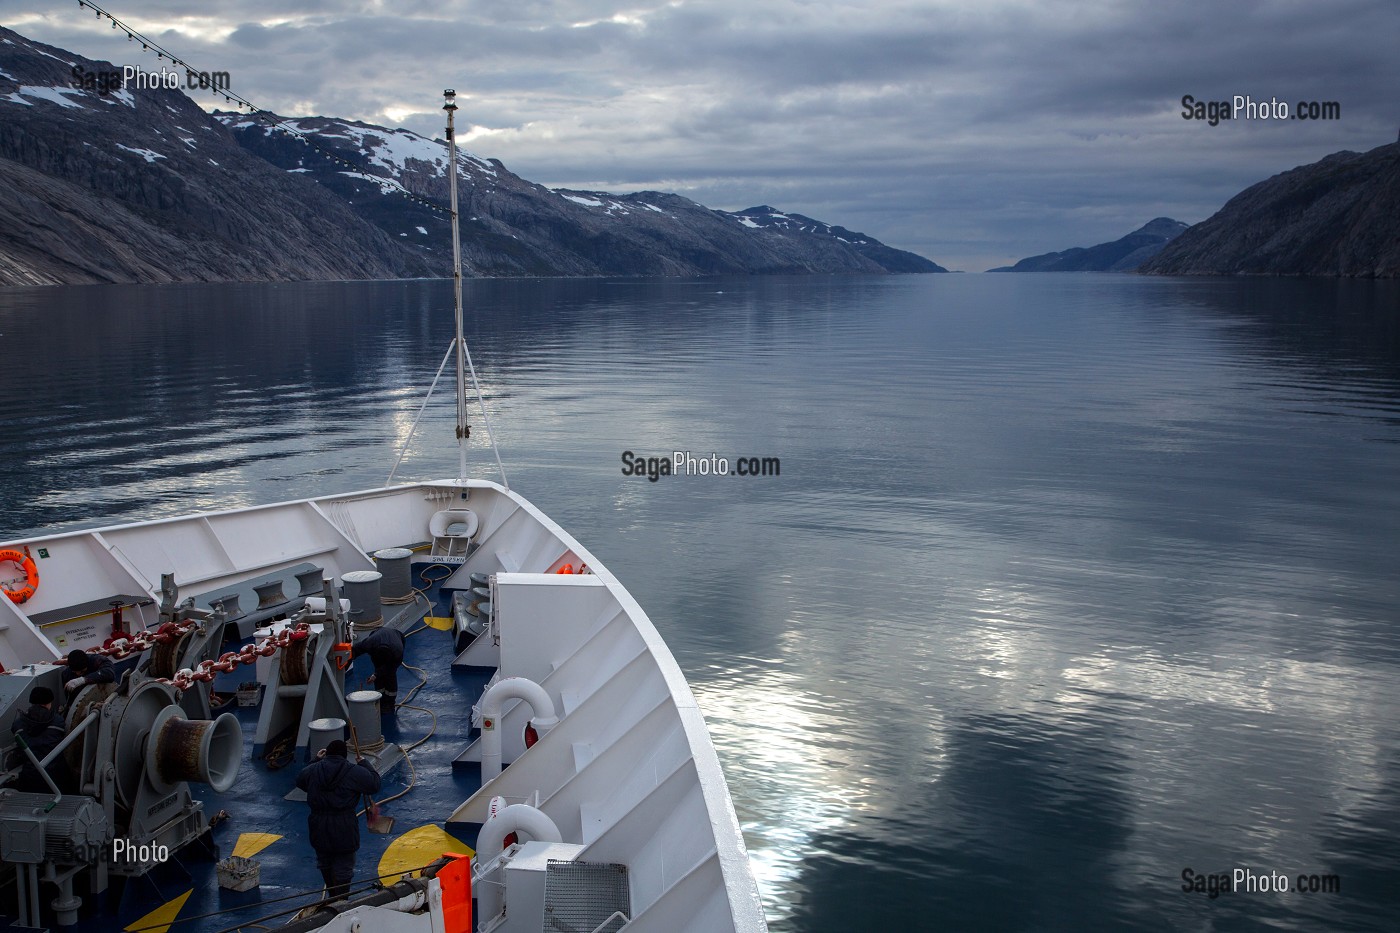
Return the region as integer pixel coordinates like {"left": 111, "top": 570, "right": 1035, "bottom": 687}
{"left": 0, "top": 549, "right": 39, "bottom": 604}
{"left": 555, "top": 564, "right": 574, "bottom": 575}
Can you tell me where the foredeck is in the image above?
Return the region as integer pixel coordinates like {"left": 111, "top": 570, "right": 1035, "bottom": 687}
{"left": 114, "top": 571, "right": 484, "bottom": 933}
{"left": 0, "top": 481, "right": 767, "bottom": 933}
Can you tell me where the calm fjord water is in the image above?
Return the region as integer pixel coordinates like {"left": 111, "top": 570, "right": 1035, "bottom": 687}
{"left": 2, "top": 274, "right": 1398, "bottom": 931}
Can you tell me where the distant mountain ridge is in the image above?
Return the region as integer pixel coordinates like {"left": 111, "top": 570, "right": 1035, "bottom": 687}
{"left": 714, "top": 205, "right": 945, "bottom": 273}
{"left": 1140, "top": 143, "right": 1400, "bottom": 278}
{"left": 988, "top": 218, "right": 1189, "bottom": 273}
{"left": 0, "top": 26, "right": 944, "bottom": 286}
{"left": 217, "top": 115, "right": 947, "bottom": 277}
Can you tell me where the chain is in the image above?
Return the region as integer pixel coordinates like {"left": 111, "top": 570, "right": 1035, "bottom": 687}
{"left": 165, "top": 623, "right": 311, "bottom": 690}
{"left": 73, "top": 619, "right": 312, "bottom": 691}
{"left": 95, "top": 618, "right": 197, "bottom": 660}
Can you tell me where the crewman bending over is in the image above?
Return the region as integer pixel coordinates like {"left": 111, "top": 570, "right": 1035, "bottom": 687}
{"left": 63, "top": 649, "right": 116, "bottom": 694}
{"left": 351, "top": 627, "right": 406, "bottom": 712}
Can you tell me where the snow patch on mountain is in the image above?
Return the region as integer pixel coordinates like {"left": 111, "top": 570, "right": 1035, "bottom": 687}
{"left": 9, "top": 85, "right": 86, "bottom": 108}
{"left": 338, "top": 170, "right": 400, "bottom": 195}
{"left": 288, "top": 119, "right": 494, "bottom": 178}
{"left": 115, "top": 144, "right": 165, "bottom": 162}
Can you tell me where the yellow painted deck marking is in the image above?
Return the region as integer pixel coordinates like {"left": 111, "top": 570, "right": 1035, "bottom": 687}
{"left": 424, "top": 615, "right": 453, "bottom": 631}
{"left": 232, "top": 832, "right": 282, "bottom": 859}
{"left": 378, "top": 825, "right": 473, "bottom": 883}
{"left": 124, "top": 888, "right": 191, "bottom": 933}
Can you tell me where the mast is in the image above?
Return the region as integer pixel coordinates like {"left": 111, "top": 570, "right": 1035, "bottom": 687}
{"left": 444, "top": 88, "right": 468, "bottom": 482}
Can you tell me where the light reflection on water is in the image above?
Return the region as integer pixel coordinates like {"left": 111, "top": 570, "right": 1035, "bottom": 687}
{"left": 2, "top": 273, "right": 1399, "bottom": 931}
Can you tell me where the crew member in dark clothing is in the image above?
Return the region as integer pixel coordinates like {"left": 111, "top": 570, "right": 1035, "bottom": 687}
{"left": 294, "top": 739, "right": 381, "bottom": 901}
{"left": 62, "top": 649, "right": 116, "bottom": 694}
{"left": 8, "top": 686, "right": 67, "bottom": 793}
{"left": 351, "top": 627, "right": 406, "bottom": 712}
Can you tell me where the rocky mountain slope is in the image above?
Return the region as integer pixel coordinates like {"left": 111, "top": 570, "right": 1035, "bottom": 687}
{"left": 216, "top": 114, "right": 946, "bottom": 277}
{"left": 0, "top": 26, "right": 943, "bottom": 286}
{"left": 1140, "top": 143, "right": 1400, "bottom": 277}
{"left": 987, "top": 218, "right": 1188, "bottom": 272}
{"left": 0, "top": 27, "right": 432, "bottom": 286}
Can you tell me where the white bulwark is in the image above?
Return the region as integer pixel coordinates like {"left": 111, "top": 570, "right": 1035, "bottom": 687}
{"left": 0, "top": 479, "right": 768, "bottom": 933}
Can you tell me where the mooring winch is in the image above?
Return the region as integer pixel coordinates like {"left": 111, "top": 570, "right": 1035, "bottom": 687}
{"left": 0, "top": 574, "right": 246, "bottom": 928}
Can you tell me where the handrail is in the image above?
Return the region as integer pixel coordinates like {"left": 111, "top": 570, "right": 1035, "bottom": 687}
{"left": 39, "top": 709, "right": 98, "bottom": 769}
{"left": 589, "top": 910, "right": 631, "bottom": 933}
{"left": 37, "top": 600, "right": 149, "bottom": 629}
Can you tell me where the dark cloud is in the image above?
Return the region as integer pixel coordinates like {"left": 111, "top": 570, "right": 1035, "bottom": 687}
{"left": 2, "top": 0, "right": 1395, "bottom": 270}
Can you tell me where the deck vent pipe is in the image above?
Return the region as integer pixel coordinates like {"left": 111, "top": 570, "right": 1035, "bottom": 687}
{"left": 474, "top": 803, "right": 563, "bottom": 924}
{"left": 478, "top": 677, "right": 559, "bottom": 783}
{"left": 373, "top": 548, "right": 414, "bottom": 600}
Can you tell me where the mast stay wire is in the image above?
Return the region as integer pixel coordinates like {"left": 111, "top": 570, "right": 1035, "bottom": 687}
{"left": 76, "top": 4, "right": 511, "bottom": 489}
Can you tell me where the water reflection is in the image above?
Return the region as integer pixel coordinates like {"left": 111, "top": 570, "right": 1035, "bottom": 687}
{"left": 2, "top": 274, "right": 1398, "bottom": 930}
{"left": 787, "top": 711, "right": 1139, "bottom": 931}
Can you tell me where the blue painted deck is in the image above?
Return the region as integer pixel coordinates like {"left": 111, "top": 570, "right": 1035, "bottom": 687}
{"left": 1, "top": 562, "right": 494, "bottom": 933}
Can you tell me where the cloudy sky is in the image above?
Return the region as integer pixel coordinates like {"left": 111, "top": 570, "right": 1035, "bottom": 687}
{"left": 3, "top": 0, "right": 1396, "bottom": 270}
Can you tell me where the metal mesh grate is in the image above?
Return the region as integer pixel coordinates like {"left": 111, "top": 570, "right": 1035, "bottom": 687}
{"left": 542, "top": 859, "right": 631, "bottom": 933}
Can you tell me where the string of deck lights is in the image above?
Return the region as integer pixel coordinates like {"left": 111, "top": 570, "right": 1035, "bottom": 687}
{"left": 75, "top": 0, "right": 456, "bottom": 217}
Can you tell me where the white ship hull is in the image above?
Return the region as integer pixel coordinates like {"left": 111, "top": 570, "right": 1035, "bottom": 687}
{"left": 0, "top": 479, "right": 767, "bottom": 933}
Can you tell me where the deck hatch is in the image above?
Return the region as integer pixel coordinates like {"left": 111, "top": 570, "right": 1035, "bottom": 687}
{"left": 542, "top": 859, "right": 630, "bottom": 933}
